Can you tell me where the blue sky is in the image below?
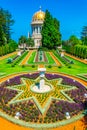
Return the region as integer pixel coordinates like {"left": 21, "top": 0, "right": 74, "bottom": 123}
{"left": 0, "top": 0, "right": 87, "bottom": 42}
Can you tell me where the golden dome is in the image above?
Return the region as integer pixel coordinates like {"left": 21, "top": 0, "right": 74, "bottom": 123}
{"left": 33, "top": 10, "right": 45, "bottom": 21}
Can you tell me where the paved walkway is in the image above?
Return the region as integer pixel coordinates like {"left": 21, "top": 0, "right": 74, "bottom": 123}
{"left": 0, "top": 116, "right": 86, "bottom": 130}
{"left": 38, "top": 64, "right": 45, "bottom": 68}
{"left": 65, "top": 53, "right": 87, "bottom": 64}
{"left": 0, "top": 117, "right": 34, "bottom": 130}
{"left": 49, "top": 52, "right": 62, "bottom": 66}
{"left": 20, "top": 50, "right": 33, "bottom": 65}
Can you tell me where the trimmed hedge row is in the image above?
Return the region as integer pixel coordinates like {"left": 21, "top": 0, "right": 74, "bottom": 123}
{"left": 53, "top": 50, "right": 72, "bottom": 67}
{"left": 74, "top": 45, "right": 87, "bottom": 59}
{"left": 0, "top": 41, "right": 17, "bottom": 56}
{"left": 11, "top": 51, "right": 28, "bottom": 66}
{"left": 64, "top": 44, "right": 87, "bottom": 59}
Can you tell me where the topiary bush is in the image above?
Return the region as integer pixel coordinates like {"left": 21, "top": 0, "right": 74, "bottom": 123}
{"left": 48, "top": 65, "right": 52, "bottom": 68}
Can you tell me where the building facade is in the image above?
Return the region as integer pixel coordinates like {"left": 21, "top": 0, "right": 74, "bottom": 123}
{"left": 31, "top": 8, "right": 45, "bottom": 48}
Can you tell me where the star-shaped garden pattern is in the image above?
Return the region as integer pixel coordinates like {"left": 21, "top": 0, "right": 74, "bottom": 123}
{"left": 8, "top": 77, "right": 75, "bottom": 114}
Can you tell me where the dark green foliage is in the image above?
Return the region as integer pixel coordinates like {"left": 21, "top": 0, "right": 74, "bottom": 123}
{"left": 18, "top": 35, "right": 27, "bottom": 49}
{"left": 63, "top": 34, "right": 87, "bottom": 59}
{"left": 41, "top": 10, "right": 61, "bottom": 49}
{"left": 81, "top": 26, "right": 87, "bottom": 45}
{"left": 27, "top": 37, "right": 34, "bottom": 47}
{"left": 7, "top": 58, "right": 13, "bottom": 63}
{"left": 63, "top": 35, "right": 82, "bottom": 55}
{"left": 0, "top": 26, "right": 6, "bottom": 46}
{"left": 0, "top": 40, "right": 17, "bottom": 56}
{"left": 68, "top": 65, "right": 71, "bottom": 68}
{"left": 21, "top": 65, "right": 25, "bottom": 68}
{"left": 38, "top": 46, "right": 48, "bottom": 51}
{"left": 11, "top": 51, "right": 28, "bottom": 66}
{"left": 70, "top": 60, "right": 74, "bottom": 64}
{"left": 18, "top": 36, "right": 34, "bottom": 49}
{"left": 74, "top": 45, "right": 87, "bottom": 59}
{"left": 0, "top": 7, "right": 14, "bottom": 44}
{"left": 32, "top": 65, "right": 35, "bottom": 68}
{"left": 48, "top": 65, "right": 52, "bottom": 68}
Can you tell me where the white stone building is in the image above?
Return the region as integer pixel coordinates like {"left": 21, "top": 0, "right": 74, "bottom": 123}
{"left": 31, "top": 7, "right": 45, "bottom": 48}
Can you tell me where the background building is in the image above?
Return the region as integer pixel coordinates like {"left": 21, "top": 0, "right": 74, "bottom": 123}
{"left": 31, "top": 7, "right": 45, "bottom": 48}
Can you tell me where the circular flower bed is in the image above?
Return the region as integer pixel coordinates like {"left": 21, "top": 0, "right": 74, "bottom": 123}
{"left": 0, "top": 72, "right": 87, "bottom": 128}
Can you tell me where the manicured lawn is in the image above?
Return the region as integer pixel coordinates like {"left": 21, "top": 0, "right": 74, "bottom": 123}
{"left": 45, "top": 52, "right": 55, "bottom": 65}
{"left": 0, "top": 50, "right": 87, "bottom": 77}
{"left": 0, "top": 53, "right": 37, "bottom": 76}
{"left": 27, "top": 51, "right": 56, "bottom": 65}
{"left": 27, "top": 51, "right": 36, "bottom": 64}
{"left": 47, "top": 54, "right": 87, "bottom": 76}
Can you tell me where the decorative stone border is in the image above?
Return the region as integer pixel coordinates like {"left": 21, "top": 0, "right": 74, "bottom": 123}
{"left": 0, "top": 110, "right": 84, "bottom": 129}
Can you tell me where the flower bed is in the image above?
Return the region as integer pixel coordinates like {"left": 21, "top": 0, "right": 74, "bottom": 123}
{"left": 54, "top": 50, "right": 72, "bottom": 66}
{"left": 35, "top": 51, "right": 48, "bottom": 63}
{"left": 11, "top": 51, "right": 28, "bottom": 66}
{"left": 5, "top": 73, "right": 39, "bottom": 86}
{"left": 45, "top": 73, "right": 85, "bottom": 89}
{"left": 44, "top": 100, "right": 83, "bottom": 123}
{"left": 0, "top": 72, "right": 87, "bottom": 128}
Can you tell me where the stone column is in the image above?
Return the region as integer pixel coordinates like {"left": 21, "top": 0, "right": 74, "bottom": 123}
{"left": 35, "top": 26, "right": 36, "bottom": 34}
{"left": 38, "top": 26, "right": 40, "bottom": 34}
{"left": 32, "top": 27, "right": 34, "bottom": 35}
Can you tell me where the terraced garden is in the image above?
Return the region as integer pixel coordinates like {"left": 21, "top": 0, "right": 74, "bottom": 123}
{"left": 0, "top": 49, "right": 87, "bottom": 130}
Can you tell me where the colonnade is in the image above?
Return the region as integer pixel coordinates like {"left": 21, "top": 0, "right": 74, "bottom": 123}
{"left": 32, "top": 26, "right": 42, "bottom": 34}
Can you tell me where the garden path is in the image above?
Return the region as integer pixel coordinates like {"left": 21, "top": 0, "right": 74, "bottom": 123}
{"left": 51, "top": 116, "right": 87, "bottom": 130}
{"left": 20, "top": 50, "right": 33, "bottom": 65}
{"left": 38, "top": 64, "right": 45, "bottom": 68}
{"left": 0, "top": 116, "right": 86, "bottom": 130}
{"left": 49, "top": 52, "right": 62, "bottom": 66}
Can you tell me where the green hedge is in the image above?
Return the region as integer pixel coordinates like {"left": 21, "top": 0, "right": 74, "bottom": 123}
{"left": 0, "top": 40, "right": 17, "bottom": 56}
{"left": 11, "top": 51, "right": 28, "bottom": 66}
{"left": 74, "top": 45, "right": 87, "bottom": 59}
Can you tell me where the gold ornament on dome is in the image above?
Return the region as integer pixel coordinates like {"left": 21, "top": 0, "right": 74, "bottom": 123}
{"left": 33, "top": 10, "right": 45, "bottom": 21}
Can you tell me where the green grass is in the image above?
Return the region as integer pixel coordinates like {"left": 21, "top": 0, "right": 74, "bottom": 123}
{"left": 47, "top": 54, "right": 87, "bottom": 76}
{"left": 27, "top": 51, "right": 56, "bottom": 65}
{"left": 45, "top": 52, "right": 55, "bottom": 64}
{"left": 0, "top": 53, "right": 37, "bottom": 76}
{"left": 27, "top": 51, "right": 36, "bottom": 64}
{"left": 0, "top": 50, "right": 87, "bottom": 77}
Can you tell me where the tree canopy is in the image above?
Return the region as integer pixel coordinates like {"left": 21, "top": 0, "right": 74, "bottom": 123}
{"left": 0, "top": 7, "right": 14, "bottom": 45}
{"left": 18, "top": 35, "right": 34, "bottom": 49}
{"left": 81, "top": 26, "right": 87, "bottom": 45}
{"left": 69, "top": 35, "right": 82, "bottom": 45}
{"left": 41, "top": 10, "right": 61, "bottom": 49}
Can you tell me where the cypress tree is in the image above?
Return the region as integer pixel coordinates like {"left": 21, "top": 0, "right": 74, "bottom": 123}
{"left": 41, "top": 10, "right": 61, "bottom": 49}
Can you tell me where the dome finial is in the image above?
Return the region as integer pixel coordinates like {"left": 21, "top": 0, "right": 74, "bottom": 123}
{"left": 39, "top": 6, "right": 42, "bottom": 11}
